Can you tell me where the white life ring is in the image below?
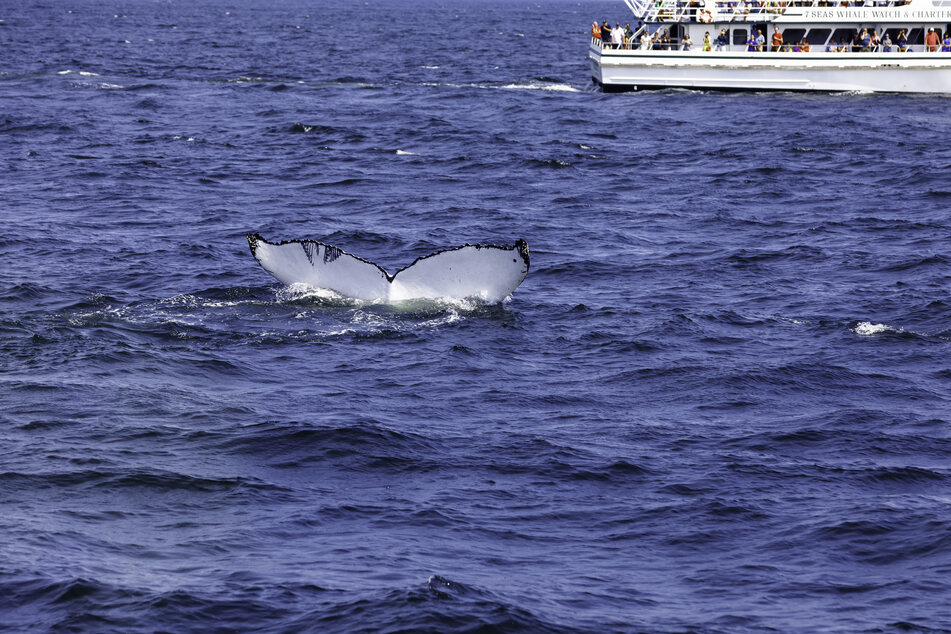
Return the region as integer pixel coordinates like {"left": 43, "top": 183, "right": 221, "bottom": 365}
{"left": 699, "top": 10, "right": 712, "bottom": 22}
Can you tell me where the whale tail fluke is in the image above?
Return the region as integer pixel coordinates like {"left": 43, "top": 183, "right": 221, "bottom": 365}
{"left": 247, "top": 234, "right": 529, "bottom": 303}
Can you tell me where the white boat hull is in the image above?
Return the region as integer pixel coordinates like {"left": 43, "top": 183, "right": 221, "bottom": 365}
{"left": 591, "top": 45, "right": 951, "bottom": 92}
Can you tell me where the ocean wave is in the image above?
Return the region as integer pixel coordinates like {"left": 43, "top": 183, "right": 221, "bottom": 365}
{"left": 0, "top": 469, "right": 288, "bottom": 496}
{"left": 214, "top": 420, "right": 442, "bottom": 469}
{"left": 57, "top": 70, "right": 100, "bottom": 77}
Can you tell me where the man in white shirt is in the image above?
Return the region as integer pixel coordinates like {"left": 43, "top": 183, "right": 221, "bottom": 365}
{"left": 640, "top": 31, "right": 652, "bottom": 50}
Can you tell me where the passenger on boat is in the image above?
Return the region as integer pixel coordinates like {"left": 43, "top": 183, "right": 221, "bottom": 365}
{"left": 640, "top": 30, "right": 652, "bottom": 50}
{"left": 825, "top": 39, "right": 836, "bottom": 52}
{"left": 747, "top": 31, "right": 757, "bottom": 51}
{"left": 624, "top": 23, "right": 634, "bottom": 48}
{"left": 771, "top": 28, "right": 783, "bottom": 51}
{"left": 703, "top": 31, "right": 712, "bottom": 51}
{"left": 882, "top": 32, "right": 893, "bottom": 52}
{"left": 683, "top": 33, "right": 694, "bottom": 50}
{"left": 755, "top": 28, "right": 766, "bottom": 51}
{"left": 799, "top": 39, "right": 810, "bottom": 52}
{"left": 870, "top": 29, "right": 881, "bottom": 51}
{"left": 601, "top": 21, "right": 612, "bottom": 47}
{"left": 715, "top": 29, "right": 729, "bottom": 50}
{"left": 611, "top": 23, "right": 624, "bottom": 49}
{"left": 942, "top": 31, "right": 951, "bottom": 52}
{"left": 859, "top": 28, "right": 871, "bottom": 51}
{"left": 591, "top": 21, "right": 601, "bottom": 39}
{"left": 897, "top": 29, "right": 908, "bottom": 52}
{"left": 925, "top": 27, "right": 940, "bottom": 51}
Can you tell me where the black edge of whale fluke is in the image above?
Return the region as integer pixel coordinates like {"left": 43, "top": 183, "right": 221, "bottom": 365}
{"left": 247, "top": 233, "right": 392, "bottom": 280}
{"left": 246, "top": 233, "right": 530, "bottom": 302}
{"left": 389, "top": 239, "right": 531, "bottom": 278}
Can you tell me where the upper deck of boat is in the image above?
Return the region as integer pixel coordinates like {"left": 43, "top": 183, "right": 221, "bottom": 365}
{"left": 622, "top": 0, "right": 951, "bottom": 24}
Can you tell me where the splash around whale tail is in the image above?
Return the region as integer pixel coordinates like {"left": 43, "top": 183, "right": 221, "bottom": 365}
{"left": 247, "top": 234, "right": 530, "bottom": 303}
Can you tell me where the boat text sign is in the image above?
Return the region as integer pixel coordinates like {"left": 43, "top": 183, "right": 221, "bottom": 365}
{"left": 798, "top": 7, "right": 951, "bottom": 19}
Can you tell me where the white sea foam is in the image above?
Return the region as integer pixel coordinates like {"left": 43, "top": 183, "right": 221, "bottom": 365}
{"left": 421, "top": 81, "right": 578, "bottom": 93}
{"left": 395, "top": 150, "right": 417, "bottom": 155}
{"left": 853, "top": 321, "right": 897, "bottom": 336}
{"left": 501, "top": 82, "right": 580, "bottom": 93}
{"left": 775, "top": 316, "right": 808, "bottom": 325}
{"left": 279, "top": 283, "right": 348, "bottom": 303}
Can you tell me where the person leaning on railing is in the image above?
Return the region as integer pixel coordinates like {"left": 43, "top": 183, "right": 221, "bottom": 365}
{"left": 715, "top": 28, "right": 728, "bottom": 50}
{"left": 882, "top": 32, "right": 893, "bottom": 52}
{"left": 925, "top": 27, "right": 940, "bottom": 51}
{"left": 771, "top": 28, "right": 783, "bottom": 51}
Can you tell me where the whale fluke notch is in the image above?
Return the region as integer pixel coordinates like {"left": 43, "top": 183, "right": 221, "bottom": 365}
{"left": 247, "top": 234, "right": 530, "bottom": 303}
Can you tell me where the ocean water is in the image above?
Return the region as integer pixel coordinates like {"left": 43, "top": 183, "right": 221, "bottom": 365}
{"left": 3, "top": 0, "right": 951, "bottom": 631}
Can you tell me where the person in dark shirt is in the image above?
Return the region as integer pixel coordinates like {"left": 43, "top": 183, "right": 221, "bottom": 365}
{"left": 715, "top": 28, "right": 729, "bottom": 50}
{"left": 601, "top": 20, "right": 612, "bottom": 47}
{"left": 896, "top": 29, "right": 908, "bottom": 52}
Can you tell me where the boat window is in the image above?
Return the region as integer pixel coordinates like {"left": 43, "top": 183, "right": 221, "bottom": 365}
{"left": 782, "top": 29, "right": 806, "bottom": 44}
{"left": 733, "top": 28, "right": 748, "bottom": 45}
{"left": 805, "top": 28, "right": 831, "bottom": 45}
{"left": 907, "top": 27, "right": 924, "bottom": 44}
{"left": 830, "top": 27, "right": 857, "bottom": 45}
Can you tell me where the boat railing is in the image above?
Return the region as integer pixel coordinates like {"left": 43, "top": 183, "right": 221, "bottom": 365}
{"left": 640, "top": 0, "right": 914, "bottom": 23}
{"left": 591, "top": 36, "right": 938, "bottom": 53}
{"left": 624, "top": 0, "right": 654, "bottom": 17}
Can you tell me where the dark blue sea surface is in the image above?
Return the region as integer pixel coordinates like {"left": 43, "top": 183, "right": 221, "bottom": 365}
{"left": 3, "top": 0, "right": 951, "bottom": 631}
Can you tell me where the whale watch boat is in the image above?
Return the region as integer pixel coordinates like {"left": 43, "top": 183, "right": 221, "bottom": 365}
{"left": 590, "top": 0, "right": 951, "bottom": 92}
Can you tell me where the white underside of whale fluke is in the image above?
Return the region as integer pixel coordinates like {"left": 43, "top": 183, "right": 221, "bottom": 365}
{"left": 247, "top": 234, "right": 530, "bottom": 303}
